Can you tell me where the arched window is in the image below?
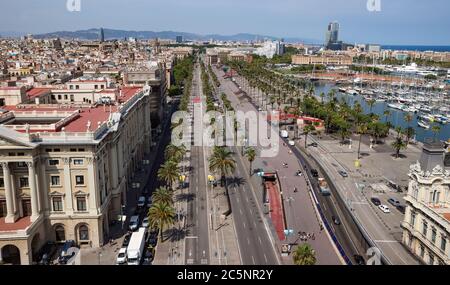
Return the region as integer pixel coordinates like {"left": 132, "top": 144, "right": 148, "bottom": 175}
{"left": 55, "top": 225, "right": 65, "bottom": 242}
{"left": 79, "top": 225, "right": 89, "bottom": 241}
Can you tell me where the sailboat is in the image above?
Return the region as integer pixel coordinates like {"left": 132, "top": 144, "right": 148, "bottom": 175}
{"left": 417, "top": 120, "right": 430, "bottom": 129}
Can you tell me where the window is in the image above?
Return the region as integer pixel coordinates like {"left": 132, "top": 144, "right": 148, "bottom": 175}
{"left": 79, "top": 225, "right": 89, "bottom": 241}
{"left": 69, "top": 85, "right": 73, "bottom": 90}
{"left": 17, "top": 153, "right": 25, "bottom": 156}
{"left": 51, "top": 95, "right": 56, "bottom": 100}
{"left": 45, "top": 148, "right": 52, "bottom": 153}
{"left": 70, "top": 148, "right": 77, "bottom": 152}
{"left": 70, "top": 95, "right": 74, "bottom": 102}
{"left": 50, "top": 176, "right": 60, "bottom": 186}
{"left": 420, "top": 245, "right": 425, "bottom": 258}
{"left": 431, "top": 228, "right": 437, "bottom": 244}
{"left": 73, "top": 159, "right": 84, "bottom": 165}
{"left": 19, "top": 177, "right": 29, "bottom": 188}
{"left": 101, "top": 85, "right": 105, "bottom": 89}
{"left": 422, "top": 220, "right": 428, "bottom": 237}
{"left": 76, "top": 197, "right": 87, "bottom": 212}
{"left": 0, "top": 178, "right": 4, "bottom": 188}
{"left": 410, "top": 212, "right": 416, "bottom": 227}
{"left": 429, "top": 253, "right": 434, "bottom": 265}
{"left": 75, "top": 85, "right": 79, "bottom": 90}
{"left": 52, "top": 197, "right": 63, "bottom": 212}
{"left": 57, "top": 95, "right": 62, "bottom": 100}
{"left": 441, "top": 237, "right": 447, "bottom": 252}
{"left": 64, "top": 95, "right": 68, "bottom": 100}
{"left": 94, "top": 85, "right": 98, "bottom": 89}
{"left": 53, "top": 149, "right": 60, "bottom": 152}
{"left": 17, "top": 162, "right": 26, "bottom": 168}
{"left": 48, "top": 159, "right": 59, "bottom": 166}
{"left": 55, "top": 225, "right": 65, "bottom": 242}
{"left": 75, "top": 175, "right": 85, "bottom": 185}
{"left": 78, "top": 148, "right": 85, "bottom": 152}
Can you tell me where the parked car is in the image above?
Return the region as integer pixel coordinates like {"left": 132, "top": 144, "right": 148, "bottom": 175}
{"left": 122, "top": 233, "right": 131, "bottom": 248}
{"left": 129, "top": 215, "right": 140, "bottom": 231}
{"left": 338, "top": 170, "right": 348, "bottom": 178}
{"left": 142, "top": 217, "right": 150, "bottom": 228}
{"left": 310, "top": 169, "right": 319, "bottom": 178}
{"left": 58, "top": 240, "right": 76, "bottom": 265}
{"left": 36, "top": 241, "right": 58, "bottom": 265}
{"left": 295, "top": 170, "right": 303, "bottom": 176}
{"left": 396, "top": 205, "right": 406, "bottom": 214}
{"left": 353, "top": 255, "right": 366, "bottom": 265}
{"left": 388, "top": 198, "right": 401, "bottom": 207}
{"left": 137, "top": 196, "right": 146, "bottom": 208}
{"left": 143, "top": 248, "right": 154, "bottom": 264}
{"left": 288, "top": 140, "right": 295, "bottom": 146}
{"left": 310, "top": 142, "right": 318, "bottom": 147}
{"left": 332, "top": 215, "right": 341, "bottom": 225}
{"left": 379, "top": 204, "right": 390, "bottom": 213}
{"left": 148, "top": 235, "right": 158, "bottom": 247}
{"left": 371, "top": 197, "right": 381, "bottom": 206}
{"left": 116, "top": 248, "right": 127, "bottom": 265}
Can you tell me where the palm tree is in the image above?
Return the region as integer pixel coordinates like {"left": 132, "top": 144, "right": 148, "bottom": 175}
{"left": 357, "top": 123, "right": 368, "bottom": 160}
{"left": 319, "top": 92, "right": 325, "bottom": 104}
{"left": 208, "top": 146, "right": 236, "bottom": 187}
{"left": 165, "top": 144, "right": 187, "bottom": 163}
{"left": 293, "top": 244, "right": 316, "bottom": 265}
{"left": 244, "top": 147, "right": 256, "bottom": 175}
{"left": 367, "top": 99, "right": 376, "bottom": 114}
{"left": 303, "top": 125, "right": 316, "bottom": 149}
{"left": 338, "top": 126, "right": 351, "bottom": 145}
{"left": 431, "top": 124, "right": 441, "bottom": 140}
{"left": 152, "top": 186, "right": 174, "bottom": 205}
{"left": 391, "top": 136, "right": 407, "bottom": 159}
{"left": 157, "top": 160, "right": 180, "bottom": 189}
{"left": 148, "top": 202, "right": 176, "bottom": 241}
{"left": 383, "top": 110, "right": 391, "bottom": 124}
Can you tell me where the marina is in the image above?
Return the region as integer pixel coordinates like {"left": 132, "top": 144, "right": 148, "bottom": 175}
{"left": 314, "top": 83, "right": 450, "bottom": 143}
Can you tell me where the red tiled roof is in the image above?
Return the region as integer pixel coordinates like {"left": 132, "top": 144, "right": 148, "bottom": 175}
{"left": 26, "top": 88, "right": 52, "bottom": 99}
{"left": 63, "top": 105, "right": 112, "bottom": 132}
{"left": 0, "top": 217, "right": 32, "bottom": 232}
{"left": 120, "top": 86, "right": 142, "bottom": 102}
{"left": 443, "top": 213, "right": 450, "bottom": 222}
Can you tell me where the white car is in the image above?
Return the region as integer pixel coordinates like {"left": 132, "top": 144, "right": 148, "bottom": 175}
{"left": 116, "top": 248, "right": 127, "bottom": 265}
{"left": 137, "top": 196, "right": 146, "bottom": 208}
{"left": 142, "top": 217, "right": 150, "bottom": 228}
{"left": 288, "top": 140, "right": 295, "bottom": 146}
{"left": 379, "top": 205, "right": 390, "bottom": 213}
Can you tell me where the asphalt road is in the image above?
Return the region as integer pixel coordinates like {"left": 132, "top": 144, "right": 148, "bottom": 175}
{"left": 214, "top": 67, "right": 343, "bottom": 264}
{"left": 185, "top": 62, "right": 211, "bottom": 265}
{"left": 228, "top": 146, "right": 280, "bottom": 265}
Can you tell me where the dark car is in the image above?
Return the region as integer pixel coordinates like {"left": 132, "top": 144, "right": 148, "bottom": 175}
{"left": 58, "top": 240, "right": 76, "bottom": 265}
{"left": 310, "top": 142, "right": 318, "bottom": 147}
{"left": 148, "top": 236, "right": 158, "bottom": 247}
{"left": 332, "top": 216, "right": 341, "bottom": 225}
{"left": 354, "top": 255, "right": 366, "bottom": 265}
{"left": 338, "top": 170, "right": 348, "bottom": 178}
{"left": 388, "top": 198, "right": 400, "bottom": 207}
{"left": 311, "top": 169, "right": 319, "bottom": 178}
{"left": 396, "top": 205, "right": 406, "bottom": 214}
{"left": 122, "top": 233, "right": 131, "bottom": 248}
{"left": 371, "top": 197, "right": 381, "bottom": 206}
{"left": 143, "top": 249, "right": 154, "bottom": 264}
{"left": 36, "top": 242, "right": 58, "bottom": 265}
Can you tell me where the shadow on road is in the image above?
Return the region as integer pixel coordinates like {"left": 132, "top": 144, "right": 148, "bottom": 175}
{"left": 176, "top": 193, "right": 196, "bottom": 202}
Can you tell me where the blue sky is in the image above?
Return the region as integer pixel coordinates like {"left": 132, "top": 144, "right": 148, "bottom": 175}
{"left": 1, "top": 0, "right": 449, "bottom": 45}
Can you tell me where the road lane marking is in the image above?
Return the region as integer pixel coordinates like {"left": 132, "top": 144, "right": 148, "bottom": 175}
{"left": 264, "top": 254, "right": 268, "bottom": 263}
{"left": 252, "top": 256, "right": 256, "bottom": 265}
{"left": 374, "top": 240, "right": 400, "bottom": 243}
{"left": 258, "top": 237, "right": 262, "bottom": 245}
{"left": 243, "top": 222, "right": 246, "bottom": 229}
{"left": 247, "top": 238, "right": 250, "bottom": 245}
{"left": 240, "top": 209, "right": 243, "bottom": 215}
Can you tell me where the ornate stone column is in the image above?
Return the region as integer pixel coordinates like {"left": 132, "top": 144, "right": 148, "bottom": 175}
{"left": 27, "top": 161, "right": 39, "bottom": 221}
{"left": 1, "top": 162, "right": 16, "bottom": 223}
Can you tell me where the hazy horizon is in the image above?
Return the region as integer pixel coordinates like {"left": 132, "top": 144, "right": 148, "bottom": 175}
{"left": 1, "top": 0, "right": 449, "bottom": 45}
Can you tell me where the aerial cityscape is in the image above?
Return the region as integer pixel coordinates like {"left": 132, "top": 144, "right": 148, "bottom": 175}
{"left": 0, "top": 0, "right": 449, "bottom": 270}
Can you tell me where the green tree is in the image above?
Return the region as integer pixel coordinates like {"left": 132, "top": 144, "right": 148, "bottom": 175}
{"left": 293, "top": 244, "right": 317, "bottom": 265}
{"left": 391, "top": 136, "right": 407, "bottom": 159}
{"left": 208, "top": 147, "right": 236, "bottom": 187}
{"left": 244, "top": 147, "right": 257, "bottom": 175}
{"left": 157, "top": 160, "right": 180, "bottom": 189}
{"left": 431, "top": 124, "right": 441, "bottom": 140}
{"left": 303, "top": 125, "right": 316, "bottom": 149}
{"left": 152, "top": 186, "right": 174, "bottom": 205}
{"left": 148, "top": 202, "right": 176, "bottom": 241}
{"left": 357, "top": 123, "right": 368, "bottom": 160}
{"left": 165, "top": 144, "right": 187, "bottom": 164}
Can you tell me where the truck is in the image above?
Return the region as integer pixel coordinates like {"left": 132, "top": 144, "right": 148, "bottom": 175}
{"left": 318, "top": 178, "right": 331, "bottom": 196}
{"left": 127, "top": 227, "right": 146, "bottom": 265}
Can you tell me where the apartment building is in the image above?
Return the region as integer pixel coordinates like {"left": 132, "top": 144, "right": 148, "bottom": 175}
{"left": 0, "top": 86, "right": 152, "bottom": 265}
{"left": 402, "top": 142, "right": 450, "bottom": 265}
{"left": 292, "top": 54, "right": 353, "bottom": 66}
